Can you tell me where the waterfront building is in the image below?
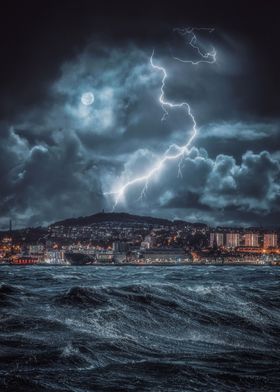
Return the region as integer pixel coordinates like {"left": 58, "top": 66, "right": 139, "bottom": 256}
{"left": 29, "top": 244, "right": 44, "bottom": 255}
{"left": 210, "top": 233, "right": 224, "bottom": 247}
{"left": 44, "top": 250, "right": 65, "bottom": 264}
{"left": 140, "top": 248, "right": 190, "bottom": 263}
{"left": 112, "top": 241, "right": 127, "bottom": 252}
{"left": 244, "top": 233, "right": 259, "bottom": 247}
{"left": 263, "top": 234, "right": 277, "bottom": 248}
{"left": 96, "top": 250, "right": 114, "bottom": 263}
{"left": 226, "top": 233, "right": 240, "bottom": 248}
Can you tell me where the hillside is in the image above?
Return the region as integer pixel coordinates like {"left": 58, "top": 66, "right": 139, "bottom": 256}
{"left": 50, "top": 212, "right": 207, "bottom": 228}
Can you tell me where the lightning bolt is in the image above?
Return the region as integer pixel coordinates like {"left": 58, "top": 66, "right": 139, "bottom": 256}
{"left": 105, "top": 27, "right": 216, "bottom": 209}
{"left": 173, "top": 27, "right": 216, "bottom": 64}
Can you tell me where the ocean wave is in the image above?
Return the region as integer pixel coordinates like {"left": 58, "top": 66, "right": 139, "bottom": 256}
{"left": 55, "top": 286, "right": 108, "bottom": 307}
{"left": 0, "top": 266, "right": 280, "bottom": 391}
{"left": 0, "top": 283, "right": 27, "bottom": 307}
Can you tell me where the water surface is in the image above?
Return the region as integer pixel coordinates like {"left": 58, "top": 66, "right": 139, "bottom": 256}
{"left": 0, "top": 265, "right": 279, "bottom": 391}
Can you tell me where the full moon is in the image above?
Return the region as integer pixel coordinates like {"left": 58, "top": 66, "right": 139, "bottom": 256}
{"left": 81, "top": 92, "right": 95, "bottom": 106}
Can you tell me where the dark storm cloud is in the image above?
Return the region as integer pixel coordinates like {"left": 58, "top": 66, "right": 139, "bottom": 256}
{"left": 132, "top": 148, "right": 280, "bottom": 227}
{"left": 0, "top": 43, "right": 167, "bottom": 228}
{"left": 0, "top": 1, "right": 280, "bottom": 228}
{"left": 0, "top": 125, "right": 104, "bottom": 228}
{"left": 196, "top": 122, "right": 280, "bottom": 161}
{"left": 1, "top": 1, "right": 279, "bottom": 122}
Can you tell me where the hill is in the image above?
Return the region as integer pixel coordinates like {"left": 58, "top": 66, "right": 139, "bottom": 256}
{"left": 50, "top": 212, "right": 207, "bottom": 228}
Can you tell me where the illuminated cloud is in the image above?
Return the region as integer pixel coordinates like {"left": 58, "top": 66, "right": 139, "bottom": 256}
{"left": 0, "top": 27, "right": 280, "bottom": 228}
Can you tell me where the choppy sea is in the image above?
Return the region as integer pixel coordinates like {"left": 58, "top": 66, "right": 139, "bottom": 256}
{"left": 0, "top": 265, "right": 279, "bottom": 391}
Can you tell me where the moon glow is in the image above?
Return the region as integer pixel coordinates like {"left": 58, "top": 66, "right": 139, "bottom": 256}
{"left": 81, "top": 92, "right": 95, "bottom": 106}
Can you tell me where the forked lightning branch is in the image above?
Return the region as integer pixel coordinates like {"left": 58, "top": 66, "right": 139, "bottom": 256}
{"left": 105, "top": 27, "right": 216, "bottom": 209}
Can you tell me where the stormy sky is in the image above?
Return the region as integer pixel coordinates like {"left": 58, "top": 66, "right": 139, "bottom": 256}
{"left": 0, "top": 1, "right": 279, "bottom": 229}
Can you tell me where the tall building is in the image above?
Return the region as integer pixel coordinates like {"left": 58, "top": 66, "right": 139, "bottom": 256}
{"left": 112, "top": 241, "right": 127, "bottom": 252}
{"left": 210, "top": 233, "right": 224, "bottom": 247}
{"left": 140, "top": 235, "right": 155, "bottom": 249}
{"left": 226, "top": 233, "right": 240, "bottom": 248}
{"left": 244, "top": 233, "right": 259, "bottom": 247}
{"left": 263, "top": 234, "right": 277, "bottom": 248}
{"left": 29, "top": 244, "right": 44, "bottom": 255}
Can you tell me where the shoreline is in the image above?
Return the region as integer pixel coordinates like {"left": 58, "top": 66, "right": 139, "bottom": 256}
{"left": 0, "top": 262, "right": 279, "bottom": 267}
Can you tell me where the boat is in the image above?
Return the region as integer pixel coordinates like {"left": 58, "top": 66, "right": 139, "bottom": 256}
{"left": 12, "top": 256, "right": 39, "bottom": 265}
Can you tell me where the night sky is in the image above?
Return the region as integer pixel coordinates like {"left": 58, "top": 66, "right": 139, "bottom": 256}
{"left": 0, "top": 1, "right": 279, "bottom": 229}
